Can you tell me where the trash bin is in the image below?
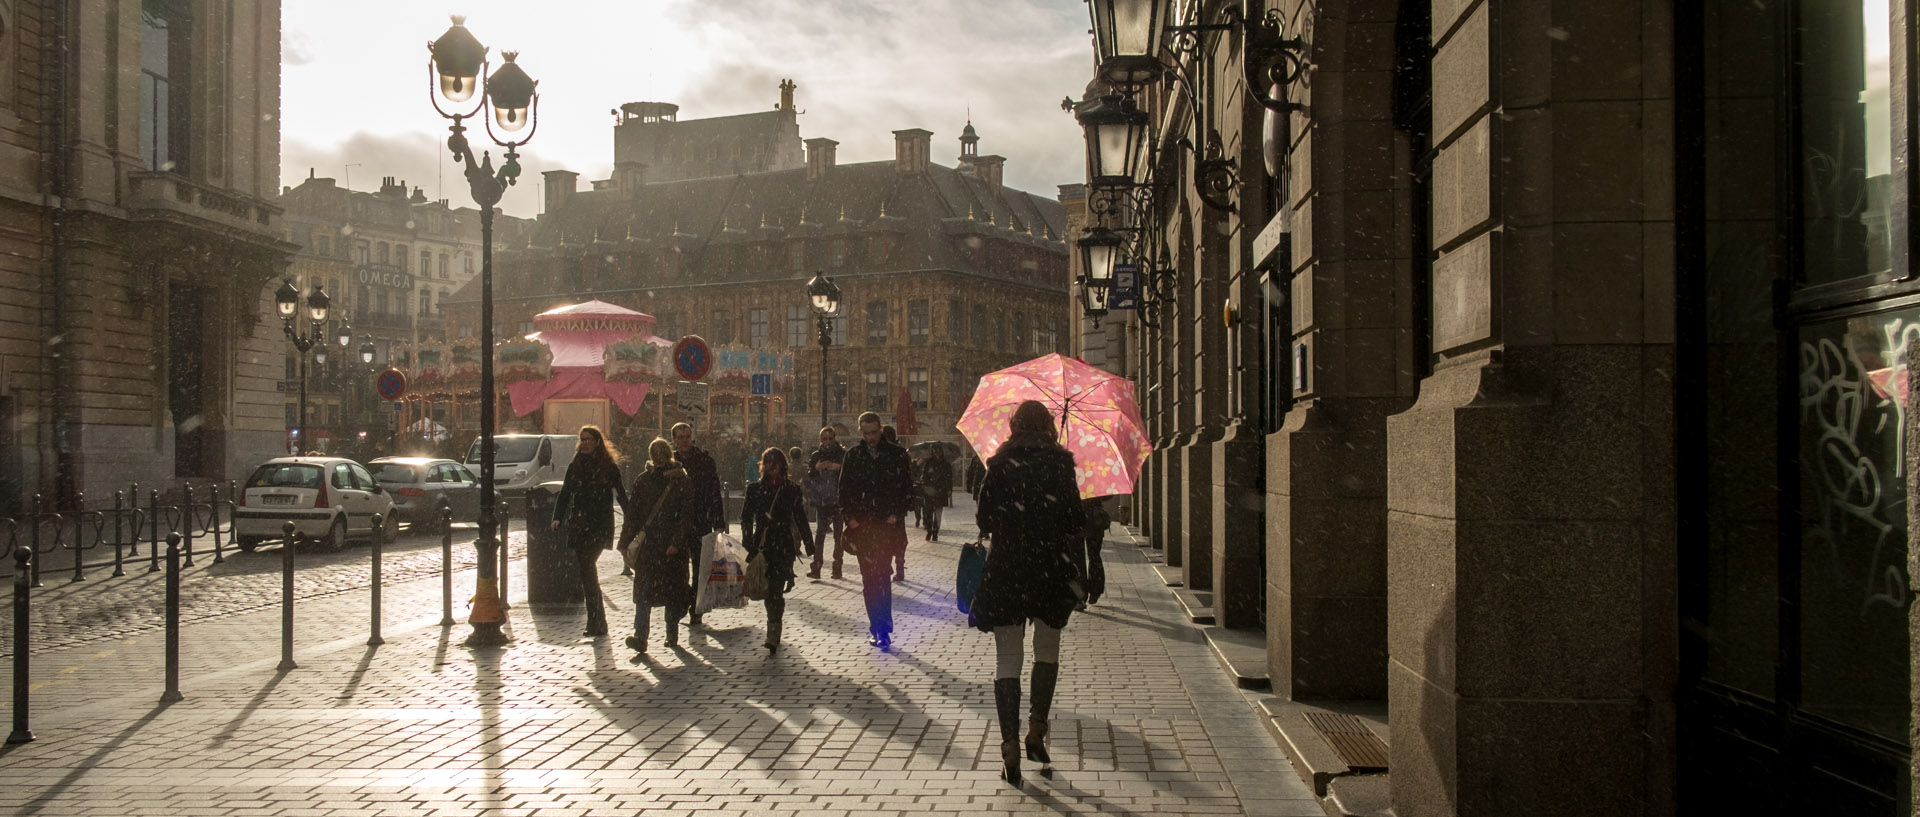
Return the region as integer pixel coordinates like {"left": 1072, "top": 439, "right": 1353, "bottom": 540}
{"left": 523, "top": 481, "right": 581, "bottom": 605}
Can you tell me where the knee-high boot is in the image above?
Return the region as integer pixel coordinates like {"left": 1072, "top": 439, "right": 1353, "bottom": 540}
{"left": 994, "top": 677, "right": 1022, "bottom": 786}
{"left": 1026, "top": 662, "right": 1058, "bottom": 764}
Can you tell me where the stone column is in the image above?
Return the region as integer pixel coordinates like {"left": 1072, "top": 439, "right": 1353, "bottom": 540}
{"left": 1209, "top": 78, "right": 1270, "bottom": 629}
{"left": 1263, "top": 0, "right": 1411, "bottom": 699}
{"left": 1385, "top": 2, "right": 1679, "bottom": 814}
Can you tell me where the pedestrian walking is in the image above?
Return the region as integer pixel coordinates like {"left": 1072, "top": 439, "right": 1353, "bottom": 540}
{"left": 671, "top": 422, "right": 726, "bottom": 629}
{"left": 548, "top": 425, "right": 629, "bottom": 639}
{"left": 965, "top": 453, "right": 986, "bottom": 499}
{"left": 840, "top": 411, "right": 912, "bottom": 649}
{"left": 881, "top": 424, "right": 910, "bottom": 583}
{"left": 920, "top": 446, "right": 953, "bottom": 541}
{"left": 618, "top": 438, "right": 692, "bottom": 653}
{"left": 1074, "top": 496, "right": 1111, "bottom": 609}
{"left": 805, "top": 426, "right": 847, "bottom": 580}
{"left": 740, "top": 447, "right": 814, "bottom": 652}
{"left": 972, "top": 400, "right": 1087, "bottom": 786}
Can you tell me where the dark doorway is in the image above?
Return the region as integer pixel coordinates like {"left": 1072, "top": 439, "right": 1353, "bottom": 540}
{"left": 168, "top": 283, "right": 207, "bottom": 477}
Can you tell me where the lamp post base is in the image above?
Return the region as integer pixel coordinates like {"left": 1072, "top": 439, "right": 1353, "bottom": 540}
{"left": 463, "top": 621, "right": 509, "bottom": 648}
{"left": 463, "top": 578, "right": 510, "bottom": 648}
{"left": 7, "top": 729, "right": 33, "bottom": 744}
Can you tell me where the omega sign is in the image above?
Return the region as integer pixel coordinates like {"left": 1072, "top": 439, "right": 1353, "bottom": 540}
{"left": 354, "top": 265, "right": 415, "bottom": 291}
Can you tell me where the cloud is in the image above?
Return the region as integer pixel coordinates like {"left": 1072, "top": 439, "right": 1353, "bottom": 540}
{"left": 283, "top": 30, "right": 316, "bottom": 66}
{"left": 281, "top": 130, "right": 560, "bottom": 219}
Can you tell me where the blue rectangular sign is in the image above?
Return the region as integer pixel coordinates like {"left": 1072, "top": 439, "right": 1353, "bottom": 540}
{"left": 750, "top": 373, "right": 772, "bottom": 395}
{"left": 1109, "top": 263, "right": 1140, "bottom": 310}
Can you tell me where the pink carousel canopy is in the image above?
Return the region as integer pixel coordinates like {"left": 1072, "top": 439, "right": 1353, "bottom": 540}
{"left": 531, "top": 300, "right": 657, "bottom": 367}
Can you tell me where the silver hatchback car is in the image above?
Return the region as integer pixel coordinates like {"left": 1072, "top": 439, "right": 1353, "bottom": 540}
{"left": 368, "top": 456, "right": 481, "bottom": 532}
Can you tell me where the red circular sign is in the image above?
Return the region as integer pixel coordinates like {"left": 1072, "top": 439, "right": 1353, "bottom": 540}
{"left": 375, "top": 369, "right": 408, "bottom": 401}
{"left": 672, "top": 335, "right": 712, "bottom": 381}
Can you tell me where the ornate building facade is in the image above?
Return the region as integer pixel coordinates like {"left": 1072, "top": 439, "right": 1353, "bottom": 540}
{"left": 1098, "top": 0, "right": 1920, "bottom": 814}
{"left": 443, "top": 84, "right": 1071, "bottom": 452}
{"left": 0, "top": 0, "right": 293, "bottom": 512}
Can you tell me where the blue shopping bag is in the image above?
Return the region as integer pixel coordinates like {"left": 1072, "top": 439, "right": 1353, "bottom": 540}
{"left": 956, "top": 540, "right": 986, "bottom": 613}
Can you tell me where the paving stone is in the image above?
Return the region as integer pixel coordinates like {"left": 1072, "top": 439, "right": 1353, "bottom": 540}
{"left": 1, "top": 496, "right": 1312, "bottom": 814}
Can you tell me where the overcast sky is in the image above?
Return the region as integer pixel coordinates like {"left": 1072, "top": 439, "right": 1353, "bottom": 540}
{"left": 281, "top": 1, "right": 1093, "bottom": 219}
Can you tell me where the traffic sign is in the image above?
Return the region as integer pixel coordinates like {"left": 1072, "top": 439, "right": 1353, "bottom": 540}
{"left": 672, "top": 335, "right": 712, "bottom": 381}
{"left": 374, "top": 368, "right": 408, "bottom": 400}
{"left": 674, "top": 382, "right": 711, "bottom": 417}
{"left": 750, "top": 373, "right": 771, "bottom": 395}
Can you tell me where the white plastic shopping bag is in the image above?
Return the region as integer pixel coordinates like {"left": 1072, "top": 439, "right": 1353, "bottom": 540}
{"left": 698, "top": 531, "right": 749, "bottom": 613}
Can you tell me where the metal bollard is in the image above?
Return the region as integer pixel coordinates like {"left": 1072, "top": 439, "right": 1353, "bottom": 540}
{"left": 278, "top": 521, "right": 296, "bottom": 671}
{"left": 161, "top": 533, "right": 183, "bottom": 704}
{"left": 8, "top": 535, "right": 33, "bottom": 743}
{"left": 127, "top": 482, "right": 141, "bottom": 557}
{"left": 29, "top": 494, "right": 43, "bottom": 589}
{"left": 210, "top": 484, "right": 226, "bottom": 565}
{"left": 368, "top": 513, "right": 384, "bottom": 647}
{"left": 111, "top": 491, "right": 127, "bottom": 578}
{"left": 69, "top": 492, "right": 85, "bottom": 583}
{"left": 498, "top": 500, "right": 511, "bottom": 611}
{"left": 181, "top": 485, "right": 196, "bottom": 568}
{"left": 440, "top": 505, "right": 454, "bottom": 627}
{"left": 147, "top": 489, "right": 162, "bottom": 574}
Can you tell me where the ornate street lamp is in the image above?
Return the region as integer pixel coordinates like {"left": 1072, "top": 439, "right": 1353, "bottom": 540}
{"left": 359, "top": 336, "right": 377, "bottom": 366}
{"left": 1087, "top": 0, "right": 1168, "bottom": 88}
{"left": 1077, "top": 93, "right": 1151, "bottom": 191}
{"left": 427, "top": 14, "right": 539, "bottom": 648}
{"left": 1077, "top": 227, "right": 1122, "bottom": 327}
{"left": 276, "top": 279, "right": 331, "bottom": 456}
{"left": 806, "top": 272, "right": 841, "bottom": 430}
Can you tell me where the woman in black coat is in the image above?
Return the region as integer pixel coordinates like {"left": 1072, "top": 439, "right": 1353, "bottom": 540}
{"left": 617, "top": 438, "right": 692, "bottom": 653}
{"left": 973, "top": 400, "right": 1086, "bottom": 787}
{"left": 740, "top": 447, "right": 815, "bottom": 652}
{"left": 549, "top": 425, "right": 628, "bottom": 638}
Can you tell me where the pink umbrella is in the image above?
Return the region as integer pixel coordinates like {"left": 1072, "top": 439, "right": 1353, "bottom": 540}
{"left": 957, "top": 353, "right": 1152, "bottom": 499}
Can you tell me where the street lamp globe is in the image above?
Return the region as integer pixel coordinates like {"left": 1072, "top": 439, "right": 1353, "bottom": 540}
{"left": 487, "top": 53, "right": 537, "bottom": 133}
{"left": 305, "top": 284, "right": 331, "bottom": 324}
{"left": 1087, "top": 0, "right": 1167, "bottom": 87}
{"left": 360, "top": 336, "right": 377, "bottom": 366}
{"left": 807, "top": 272, "right": 841, "bottom": 315}
{"left": 312, "top": 345, "right": 328, "bottom": 366}
{"left": 1078, "top": 226, "right": 1124, "bottom": 291}
{"left": 274, "top": 279, "right": 300, "bottom": 319}
{"left": 1077, "top": 93, "right": 1151, "bottom": 189}
{"left": 429, "top": 16, "right": 487, "bottom": 105}
{"left": 335, "top": 323, "right": 352, "bottom": 348}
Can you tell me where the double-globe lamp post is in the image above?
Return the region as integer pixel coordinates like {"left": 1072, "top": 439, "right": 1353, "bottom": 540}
{"left": 275, "top": 280, "right": 332, "bottom": 456}
{"left": 427, "top": 14, "right": 539, "bottom": 648}
{"left": 806, "top": 273, "right": 841, "bottom": 430}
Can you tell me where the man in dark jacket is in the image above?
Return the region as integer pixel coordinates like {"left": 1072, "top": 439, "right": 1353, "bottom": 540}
{"left": 672, "top": 422, "right": 726, "bottom": 627}
{"left": 804, "top": 426, "right": 847, "bottom": 580}
{"left": 965, "top": 454, "right": 986, "bottom": 499}
{"left": 839, "top": 411, "right": 912, "bottom": 648}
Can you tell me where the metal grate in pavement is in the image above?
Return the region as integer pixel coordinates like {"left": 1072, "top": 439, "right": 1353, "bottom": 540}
{"left": 1304, "top": 711, "right": 1390, "bottom": 770}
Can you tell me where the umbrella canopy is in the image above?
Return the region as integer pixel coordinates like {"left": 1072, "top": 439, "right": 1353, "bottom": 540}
{"left": 532, "top": 300, "right": 658, "bottom": 367}
{"left": 957, "top": 353, "right": 1151, "bottom": 499}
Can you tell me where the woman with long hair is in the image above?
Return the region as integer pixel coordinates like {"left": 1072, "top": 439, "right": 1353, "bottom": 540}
{"left": 740, "top": 447, "right": 815, "bottom": 651}
{"left": 617, "top": 438, "right": 692, "bottom": 653}
{"left": 549, "top": 425, "right": 629, "bottom": 638}
{"left": 972, "top": 400, "right": 1086, "bottom": 786}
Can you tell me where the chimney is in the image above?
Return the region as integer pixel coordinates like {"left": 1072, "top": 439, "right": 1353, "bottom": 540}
{"left": 778, "top": 78, "right": 797, "bottom": 112}
{"left": 805, "top": 138, "right": 839, "bottom": 180}
{"left": 893, "top": 129, "right": 933, "bottom": 174}
{"left": 613, "top": 161, "right": 648, "bottom": 199}
{"left": 542, "top": 169, "right": 579, "bottom": 213}
{"left": 972, "top": 155, "right": 1005, "bottom": 190}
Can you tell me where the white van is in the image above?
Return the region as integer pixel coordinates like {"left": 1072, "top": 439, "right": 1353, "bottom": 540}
{"left": 463, "top": 433, "right": 578, "bottom": 498}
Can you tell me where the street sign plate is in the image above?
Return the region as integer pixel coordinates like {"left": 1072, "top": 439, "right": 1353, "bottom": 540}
{"left": 674, "top": 382, "right": 711, "bottom": 417}
{"left": 750, "top": 373, "right": 771, "bottom": 395}
{"left": 1110, "top": 263, "right": 1140, "bottom": 310}
{"left": 672, "top": 335, "right": 712, "bottom": 381}
{"left": 375, "top": 368, "right": 408, "bottom": 401}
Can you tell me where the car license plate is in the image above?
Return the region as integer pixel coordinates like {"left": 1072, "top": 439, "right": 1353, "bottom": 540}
{"left": 262, "top": 495, "right": 296, "bottom": 506}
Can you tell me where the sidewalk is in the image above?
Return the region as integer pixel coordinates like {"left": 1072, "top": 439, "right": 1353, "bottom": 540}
{"left": 0, "top": 495, "right": 1318, "bottom": 816}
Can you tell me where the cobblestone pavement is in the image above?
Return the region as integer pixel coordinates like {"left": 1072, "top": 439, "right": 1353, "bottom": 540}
{"left": 0, "top": 496, "right": 1319, "bottom": 816}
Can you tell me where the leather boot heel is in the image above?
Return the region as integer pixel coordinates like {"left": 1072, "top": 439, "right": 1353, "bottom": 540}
{"left": 1024, "top": 719, "right": 1050, "bottom": 764}
{"left": 1000, "top": 739, "right": 1022, "bottom": 787}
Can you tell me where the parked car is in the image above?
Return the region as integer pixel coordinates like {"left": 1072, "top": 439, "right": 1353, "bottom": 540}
{"left": 462, "top": 433, "right": 578, "bottom": 500}
{"left": 368, "top": 456, "right": 480, "bottom": 532}
{"left": 233, "top": 457, "right": 398, "bottom": 551}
